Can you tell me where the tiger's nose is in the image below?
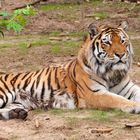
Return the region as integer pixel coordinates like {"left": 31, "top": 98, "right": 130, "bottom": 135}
{"left": 115, "top": 52, "right": 125, "bottom": 59}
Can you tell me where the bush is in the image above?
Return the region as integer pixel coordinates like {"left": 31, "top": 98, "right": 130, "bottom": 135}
{"left": 0, "top": 6, "right": 36, "bottom": 33}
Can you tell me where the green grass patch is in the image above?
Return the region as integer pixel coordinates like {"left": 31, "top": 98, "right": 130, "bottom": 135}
{"left": 40, "top": 3, "right": 79, "bottom": 12}
{"left": 32, "top": 38, "right": 51, "bottom": 47}
{"left": 48, "top": 108, "right": 66, "bottom": 115}
{"left": 91, "top": 110, "right": 109, "bottom": 121}
{"left": 49, "top": 40, "right": 80, "bottom": 55}
{"left": 82, "top": 110, "right": 110, "bottom": 122}
{"left": 0, "top": 32, "right": 82, "bottom": 55}
{"left": 48, "top": 108, "right": 128, "bottom": 123}
{"left": 80, "top": 109, "right": 128, "bottom": 122}
{"left": 49, "top": 31, "right": 62, "bottom": 37}
{"left": 33, "top": 108, "right": 46, "bottom": 114}
{"left": 90, "top": 0, "right": 103, "bottom": 7}
{"left": 93, "top": 12, "right": 109, "bottom": 19}
{"left": 50, "top": 45, "right": 62, "bottom": 55}
{"left": 48, "top": 108, "right": 80, "bottom": 116}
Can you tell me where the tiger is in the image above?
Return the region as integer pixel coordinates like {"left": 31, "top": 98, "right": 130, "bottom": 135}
{"left": 0, "top": 21, "right": 140, "bottom": 120}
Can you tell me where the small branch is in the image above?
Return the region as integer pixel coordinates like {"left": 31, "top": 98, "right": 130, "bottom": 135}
{"left": 125, "top": 122, "right": 140, "bottom": 128}
{"left": 12, "top": 0, "right": 43, "bottom": 10}
{"left": 91, "top": 127, "right": 113, "bottom": 133}
{"left": 35, "top": 119, "right": 40, "bottom": 128}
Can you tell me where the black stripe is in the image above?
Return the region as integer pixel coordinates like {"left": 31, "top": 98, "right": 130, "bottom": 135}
{"left": 128, "top": 90, "right": 136, "bottom": 100}
{"left": 10, "top": 73, "right": 21, "bottom": 85}
{"left": 4, "top": 74, "right": 9, "bottom": 81}
{"left": 22, "top": 73, "right": 34, "bottom": 90}
{"left": 54, "top": 68, "right": 60, "bottom": 89}
{"left": 0, "top": 94, "right": 6, "bottom": 108}
{"left": 0, "top": 87, "right": 8, "bottom": 104}
{"left": 50, "top": 86, "right": 54, "bottom": 99}
{"left": 21, "top": 72, "right": 30, "bottom": 80}
{"left": 31, "top": 80, "right": 35, "bottom": 97}
{"left": 96, "top": 42, "right": 100, "bottom": 53}
{"left": 123, "top": 84, "right": 135, "bottom": 97}
{"left": 70, "top": 75, "right": 84, "bottom": 94}
{"left": 34, "top": 70, "right": 40, "bottom": 77}
{"left": 13, "top": 102, "right": 23, "bottom": 105}
{"left": 82, "top": 80, "right": 100, "bottom": 92}
{"left": 72, "top": 62, "right": 77, "bottom": 78}
{"left": 0, "top": 87, "right": 6, "bottom": 94}
{"left": 68, "top": 62, "right": 85, "bottom": 93}
{"left": 36, "top": 69, "right": 44, "bottom": 89}
{"left": 10, "top": 74, "right": 21, "bottom": 93}
{"left": 83, "top": 58, "right": 91, "bottom": 69}
{"left": 0, "top": 77, "right": 14, "bottom": 100}
{"left": 117, "top": 80, "right": 130, "bottom": 94}
{"left": 47, "top": 70, "right": 51, "bottom": 90}
{"left": 17, "top": 83, "right": 20, "bottom": 90}
{"left": 89, "top": 76, "right": 106, "bottom": 88}
{"left": 41, "top": 82, "right": 45, "bottom": 101}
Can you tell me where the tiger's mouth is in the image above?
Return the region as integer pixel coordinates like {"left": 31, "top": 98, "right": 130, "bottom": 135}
{"left": 115, "top": 60, "right": 126, "bottom": 64}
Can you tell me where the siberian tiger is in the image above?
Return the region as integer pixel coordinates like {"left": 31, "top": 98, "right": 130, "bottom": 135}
{"left": 0, "top": 21, "right": 140, "bottom": 120}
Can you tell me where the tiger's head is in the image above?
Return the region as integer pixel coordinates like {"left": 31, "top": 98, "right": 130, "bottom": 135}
{"left": 78, "top": 21, "right": 133, "bottom": 87}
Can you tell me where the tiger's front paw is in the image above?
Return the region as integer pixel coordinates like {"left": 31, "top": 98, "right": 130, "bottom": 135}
{"left": 121, "top": 104, "right": 140, "bottom": 114}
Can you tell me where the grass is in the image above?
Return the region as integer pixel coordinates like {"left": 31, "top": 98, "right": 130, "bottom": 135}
{"left": 47, "top": 108, "right": 128, "bottom": 123}
{"left": 48, "top": 39, "right": 80, "bottom": 55}
{"left": 33, "top": 108, "right": 46, "bottom": 114}
{"left": 40, "top": 4, "right": 69, "bottom": 11}
{"left": 50, "top": 45, "right": 61, "bottom": 55}
{"left": 40, "top": 1, "right": 110, "bottom": 21}
{"left": 90, "top": 0, "right": 103, "bottom": 7}
{"left": 0, "top": 30, "right": 139, "bottom": 58}
{"left": 0, "top": 32, "right": 82, "bottom": 55}
{"left": 93, "top": 12, "right": 109, "bottom": 19}
{"left": 48, "top": 108, "right": 80, "bottom": 116}
{"left": 40, "top": 3, "right": 79, "bottom": 12}
{"left": 89, "top": 110, "right": 109, "bottom": 121}
{"left": 88, "top": 109, "right": 129, "bottom": 122}
{"left": 48, "top": 108, "right": 65, "bottom": 115}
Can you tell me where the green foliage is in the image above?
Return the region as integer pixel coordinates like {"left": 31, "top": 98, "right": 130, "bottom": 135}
{"left": 0, "top": 6, "right": 36, "bottom": 33}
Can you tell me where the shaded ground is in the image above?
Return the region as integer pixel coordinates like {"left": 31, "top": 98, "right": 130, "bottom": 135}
{"left": 0, "top": 0, "right": 140, "bottom": 140}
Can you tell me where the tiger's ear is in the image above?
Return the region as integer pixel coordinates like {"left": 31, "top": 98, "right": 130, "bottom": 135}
{"left": 88, "top": 23, "right": 99, "bottom": 39}
{"left": 119, "top": 21, "right": 129, "bottom": 31}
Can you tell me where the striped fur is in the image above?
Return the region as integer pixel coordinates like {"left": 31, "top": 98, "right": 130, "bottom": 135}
{"left": 1, "top": 22, "right": 140, "bottom": 120}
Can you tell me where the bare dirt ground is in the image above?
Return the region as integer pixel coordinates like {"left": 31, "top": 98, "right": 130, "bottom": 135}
{"left": 0, "top": 0, "right": 140, "bottom": 140}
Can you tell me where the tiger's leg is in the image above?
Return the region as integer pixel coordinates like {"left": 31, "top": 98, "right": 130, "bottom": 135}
{"left": 0, "top": 103, "right": 28, "bottom": 120}
{"left": 0, "top": 90, "right": 38, "bottom": 120}
{"left": 77, "top": 90, "right": 140, "bottom": 112}
{"left": 52, "top": 91, "right": 76, "bottom": 109}
{"left": 111, "top": 79, "right": 140, "bottom": 113}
